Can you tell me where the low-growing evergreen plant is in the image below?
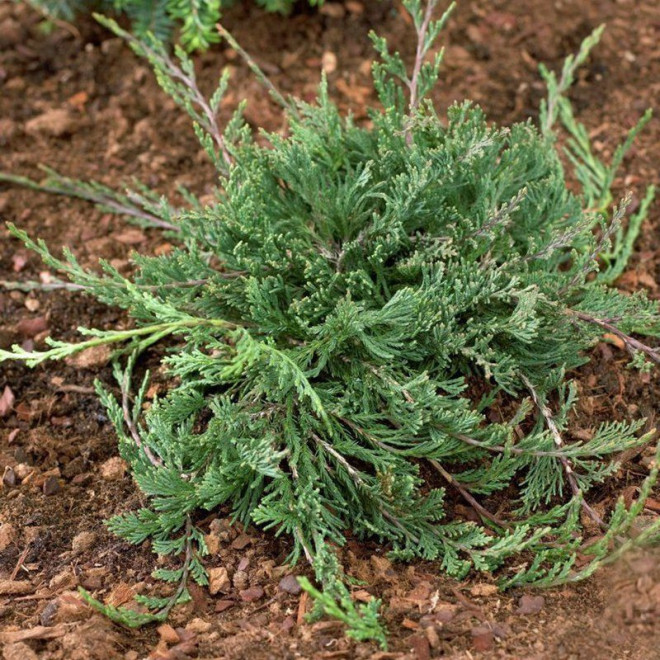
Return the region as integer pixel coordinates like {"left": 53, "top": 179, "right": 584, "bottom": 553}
{"left": 25, "top": 0, "right": 324, "bottom": 51}
{"left": 2, "top": 0, "right": 659, "bottom": 645}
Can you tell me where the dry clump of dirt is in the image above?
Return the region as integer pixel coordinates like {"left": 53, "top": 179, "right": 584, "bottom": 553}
{"left": 1, "top": 0, "right": 659, "bottom": 658}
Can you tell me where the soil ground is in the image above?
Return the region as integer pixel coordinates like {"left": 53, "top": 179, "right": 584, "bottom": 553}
{"left": 1, "top": 0, "right": 659, "bottom": 658}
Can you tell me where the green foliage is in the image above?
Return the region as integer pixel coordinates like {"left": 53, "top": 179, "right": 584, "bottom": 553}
{"left": 78, "top": 512, "right": 208, "bottom": 627}
{"left": 24, "top": 0, "right": 324, "bottom": 51}
{"left": 299, "top": 544, "right": 387, "bottom": 648}
{"left": 3, "top": 0, "right": 660, "bottom": 647}
{"left": 539, "top": 25, "right": 656, "bottom": 284}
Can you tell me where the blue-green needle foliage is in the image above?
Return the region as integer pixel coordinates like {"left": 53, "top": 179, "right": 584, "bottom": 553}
{"left": 2, "top": 0, "right": 660, "bottom": 644}
{"left": 25, "top": 0, "right": 324, "bottom": 51}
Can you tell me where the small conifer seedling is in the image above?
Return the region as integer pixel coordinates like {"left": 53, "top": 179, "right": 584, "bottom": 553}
{"left": 2, "top": 0, "right": 659, "bottom": 645}
{"left": 26, "top": 0, "right": 325, "bottom": 51}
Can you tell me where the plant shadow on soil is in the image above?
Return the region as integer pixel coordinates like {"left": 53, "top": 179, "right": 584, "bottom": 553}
{"left": 0, "top": 1, "right": 659, "bottom": 657}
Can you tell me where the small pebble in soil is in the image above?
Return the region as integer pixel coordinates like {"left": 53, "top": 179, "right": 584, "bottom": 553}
{"left": 66, "top": 344, "right": 111, "bottom": 369}
{"left": 231, "top": 533, "right": 253, "bottom": 550}
{"left": 215, "top": 600, "right": 234, "bottom": 613}
{"left": 157, "top": 623, "right": 180, "bottom": 645}
{"left": 25, "top": 108, "right": 75, "bottom": 138}
{"left": 208, "top": 566, "right": 231, "bottom": 595}
{"left": 71, "top": 531, "right": 97, "bottom": 554}
{"left": 13, "top": 464, "right": 31, "bottom": 480}
{"left": 204, "top": 532, "right": 221, "bottom": 555}
{"left": 3, "top": 466, "right": 16, "bottom": 488}
{"left": 346, "top": 1, "right": 364, "bottom": 15}
{"left": 99, "top": 456, "right": 127, "bottom": 481}
{"left": 322, "top": 51, "right": 338, "bottom": 74}
{"left": 408, "top": 633, "right": 431, "bottom": 660}
{"left": 278, "top": 574, "right": 302, "bottom": 595}
{"left": 15, "top": 316, "right": 48, "bottom": 338}
{"left": 186, "top": 617, "right": 212, "bottom": 634}
{"left": 470, "top": 583, "right": 498, "bottom": 597}
{"left": 0, "top": 523, "right": 16, "bottom": 551}
{"left": 43, "top": 476, "right": 60, "bottom": 496}
{"left": 471, "top": 626, "right": 494, "bottom": 652}
{"left": 280, "top": 615, "right": 295, "bottom": 634}
{"left": 40, "top": 599, "right": 59, "bottom": 626}
{"left": 517, "top": 594, "right": 545, "bottom": 615}
{"left": 0, "top": 385, "right": 15, "bottom": 417}
{"left": 232, "top": 570, "right": 249, "bottom": 590}
{"left": 11, "top": 253, "right": 27, "bottom": 274}
{"left": 239, "top": 586, "right": 265, "bottom": 602}
{"left": 319, "top": 3, "right": 345, "bottom": 19}
{"left": 24, "top": 298, "right": 39, "bottom": 312}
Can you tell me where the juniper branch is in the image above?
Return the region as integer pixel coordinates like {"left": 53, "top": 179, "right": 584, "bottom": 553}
{"left": 429, "top": 459, "right": 509, "bottom": 528}
{"left": 571, "top": 310, "right": 660, "bottom": 365}
{"left": 560, "top": 195, "right": 630, "bottom": 293}
{"left": 0, "top": 279, "right": 87, "bottom": 292}
{"left": 540, "top": 24, "right": 605, "bottom": 137}
{"left": 286, "top": 454, "right": 315, "bottom": 566}
{"left": 310, "top": 431, "right": 425, "bottom": 542}
{"left": 311, "top": 433, "right": 365, "bottom": 485}
{"left": 472, "top": 188, "right": 527, "bottom": 238}
{"left": 217, "top": 23, "right": 295, "bottom": 116}
{"left": 0, "top": 278, "right": 213, "bottom": 294}
{"left": 0, "top": 317, "right": 233, "bottom": 367}
{"left": 408, "top": 0, "right": 437, "bottom": 118}
{"left": 157, "top": 515, "right": 196, "bottom": 619}
{"left": 94, "top": 14, "right": 232, "bottom": 171}
{"left": 120, "top": 359, "right": 164, "bottom": 469}
{"left": 403, "top": 0, "right": 455, "bottom": 145}
{"left": 450, "top": 431, "right": 567, "bottom": 458}
{"left": 522, "top": 375, "right": 606, "bottom": 529}
{"left": 0, "top": 171, "right": 179, "bottom": 231}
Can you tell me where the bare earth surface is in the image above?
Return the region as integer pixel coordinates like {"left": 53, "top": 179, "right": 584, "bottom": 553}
{"left": 1, "top": 0, "right": 659, "bottom": 657}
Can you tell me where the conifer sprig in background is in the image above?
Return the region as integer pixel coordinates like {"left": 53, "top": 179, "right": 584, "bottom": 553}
{"left": 25, "top": 0, "right": 325, "bottom": 51}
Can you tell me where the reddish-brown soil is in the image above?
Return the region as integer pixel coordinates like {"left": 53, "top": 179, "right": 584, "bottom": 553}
{"left": 1, "top": 1, "right": 659, "bottom": 658}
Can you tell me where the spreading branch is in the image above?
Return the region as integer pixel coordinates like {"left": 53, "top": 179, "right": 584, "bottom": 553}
{"left": 522, "top": 376, "right": 605, "bottom": 529}
{"left": 334, "top": 413, "right": 507, "bottom": 529}
{"left": 0, "top": 279, "right": 86, "bottom": 293}
{"left": 429, "top": 459, "right": 509, "bottom": 528}
{"left": 217, "top": 23, "right": 296, "bottom": 116}
{"left": 408, "top": 0, "right": 437, "bottom": 117}
{"left": 158, "top": 516, "right": 197, "bottom": 619}
{"left": 0, "top": 172, "right": 180, "bottom": 232}
{"left": 0, "top": 278, "right": 211, "bottom": 294}
{"left": 94, "top": 14, "right": 232, "bottom": 172}
{"left": 571, "top": 310, "right": 660, "bottom": 365}
{"left": 120, "top": 362, "right": 164, "bottom": 470}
